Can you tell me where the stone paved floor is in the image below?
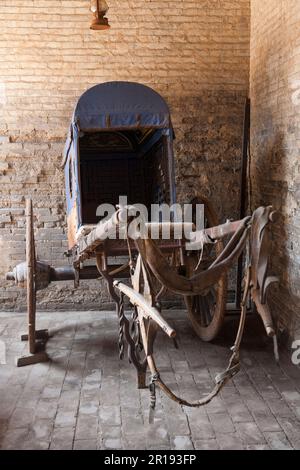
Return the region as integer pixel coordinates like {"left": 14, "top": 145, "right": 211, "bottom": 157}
{"left": 0, "top": 309, "right": 299, "bottom": 450}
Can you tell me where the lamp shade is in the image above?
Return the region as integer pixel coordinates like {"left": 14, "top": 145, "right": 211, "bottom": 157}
{"left": 90, "top": 0, "right": 110, "bottom": 30}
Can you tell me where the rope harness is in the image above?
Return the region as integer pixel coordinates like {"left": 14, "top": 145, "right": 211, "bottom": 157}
{"left": 147, "top": 265, "right": 251, "bottom": 419}
{"left": 116, "top": 259, "right": 252, "bottom": 420}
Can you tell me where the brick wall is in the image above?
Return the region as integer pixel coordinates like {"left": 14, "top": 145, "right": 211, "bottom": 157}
{"left": 250, "top": 0, "right": 300, "bottom": 340}
{"left": 0, "top": 0, "right": 250, "bottom": 310}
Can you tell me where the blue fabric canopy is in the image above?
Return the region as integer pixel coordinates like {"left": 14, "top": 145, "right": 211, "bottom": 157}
{"left": 73, "top": 81, "right": 171, "bottom": 131}
{"left": 63, "top": 82, "right": 176, "bottom": 222}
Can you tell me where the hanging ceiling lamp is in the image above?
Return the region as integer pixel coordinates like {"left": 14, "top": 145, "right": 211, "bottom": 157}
{"left": 90, "top": 0, "right": 110, "bottom": 30}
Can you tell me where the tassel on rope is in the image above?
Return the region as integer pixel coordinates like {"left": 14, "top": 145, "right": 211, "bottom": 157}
{"left": 149, "top": 373, "right": 160, "bottom": 424}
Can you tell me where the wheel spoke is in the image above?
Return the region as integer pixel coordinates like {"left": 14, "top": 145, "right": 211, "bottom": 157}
{"left": 199, "top": 296, "right": 207, "bottom": 327}
{"left": 203, "top": 295, "right": 213, "bottom": 325}
{"left": 209, "top": 287, "right": 217, "bottom": 304}
{"left": 204, "top": 295, "right": 212, "bottom": 326}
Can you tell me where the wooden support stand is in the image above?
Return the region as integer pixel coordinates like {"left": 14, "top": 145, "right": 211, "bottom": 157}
{"left": 16, "top": 351, "right": 49, "bottom": 367}
{"left": 16, "top": 329, "right": 49, "bottom": 367}
{"left": 16, "top": 199, "right": 50, "bottom": 367}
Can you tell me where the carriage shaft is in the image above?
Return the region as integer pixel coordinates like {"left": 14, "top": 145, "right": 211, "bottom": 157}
{"left": 113, "top": 280, "right": 176, "bottom": 339}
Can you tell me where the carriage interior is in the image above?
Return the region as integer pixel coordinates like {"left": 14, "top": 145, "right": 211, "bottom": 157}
{"left": 79, "top": 128, "right": 170, "bottom": 226}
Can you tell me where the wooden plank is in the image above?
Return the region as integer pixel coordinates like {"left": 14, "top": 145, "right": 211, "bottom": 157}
{"left": 16, "top": 352, "right": 49, "bottom": 367}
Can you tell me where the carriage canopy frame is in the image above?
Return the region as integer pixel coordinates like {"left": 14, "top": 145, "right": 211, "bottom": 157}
{"left": 63, "top": 81, "right": 176, "bottom": 248}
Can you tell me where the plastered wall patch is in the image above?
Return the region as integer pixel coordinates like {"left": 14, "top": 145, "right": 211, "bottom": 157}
{"left": 291, "top": 80, "right": 300, "bottom": 106}
{"left": 0, "top": 82, "right": 6, "bottom": 107}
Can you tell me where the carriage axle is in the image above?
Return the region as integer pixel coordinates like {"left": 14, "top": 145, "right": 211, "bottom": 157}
{"left": 6, "top": 264, "right": 128, "bottom": 289}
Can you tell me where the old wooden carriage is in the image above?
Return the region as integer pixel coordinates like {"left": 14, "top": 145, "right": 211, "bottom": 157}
{"left": 6, "top": 82, "right": 279, "bottom": 410}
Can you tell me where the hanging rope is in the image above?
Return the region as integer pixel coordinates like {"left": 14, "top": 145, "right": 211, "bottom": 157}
{"left": 146, "top": 265, "right": 251, "bottom": 416}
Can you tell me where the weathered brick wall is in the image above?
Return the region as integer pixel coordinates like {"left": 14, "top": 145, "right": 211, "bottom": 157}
{"left": 0, "top": 0, "right": 250, "bottom": 310}
{"left": 250, "top": 0, "right": 300, "bottom": 340}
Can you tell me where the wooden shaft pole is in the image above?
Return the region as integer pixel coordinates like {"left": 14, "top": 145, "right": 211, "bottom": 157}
{"left": 113, "top": 281, "right": 176, "bottom": 339}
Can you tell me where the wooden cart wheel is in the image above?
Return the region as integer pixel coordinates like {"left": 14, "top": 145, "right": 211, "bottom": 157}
{"left": 184, "top": 196, "right": 227, "bottom": 342}
{"left": 26, "top": 199, "right": 37, "bottom": 354}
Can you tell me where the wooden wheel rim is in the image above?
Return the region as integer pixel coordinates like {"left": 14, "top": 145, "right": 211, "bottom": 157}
{"left": 184, "top": 196, "right": 227, "bottom": 342}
